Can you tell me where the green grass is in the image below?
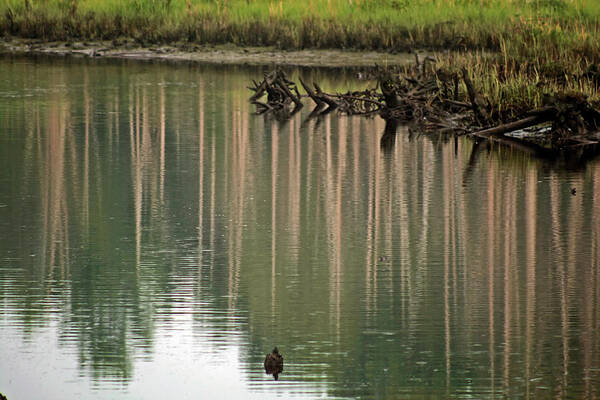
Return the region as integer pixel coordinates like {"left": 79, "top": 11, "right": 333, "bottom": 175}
{"left": 435, "top": 49, "right": 600, "bottom": 120}
{"left": 1, "top": 0, "right": 599, "bottom": 115}
{"left": 1, "top": 0, "right": 598, "bottom": 52}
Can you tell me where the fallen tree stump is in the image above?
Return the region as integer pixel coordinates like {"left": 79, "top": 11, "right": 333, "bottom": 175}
{"left": 471, "top": 114, "right": 552, "bottom": 138}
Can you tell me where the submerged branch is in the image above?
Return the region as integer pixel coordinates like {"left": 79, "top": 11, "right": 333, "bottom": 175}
{"left": 471, "top": 114, "right": 551, "bottom": 138}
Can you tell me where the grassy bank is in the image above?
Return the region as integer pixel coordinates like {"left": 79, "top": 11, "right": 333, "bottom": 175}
{"left": 2, "top": 0, "right": 599, "bottom": 55}
{"left": 2, "top": 0, "right": 600, "bottom": 115}
{"left": 437, "top": 49, "right": 600, "bottom": 119}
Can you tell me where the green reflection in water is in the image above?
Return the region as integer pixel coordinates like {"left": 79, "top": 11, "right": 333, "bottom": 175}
{"left": 1, "top": 56, "right": 600, "bottom": 400}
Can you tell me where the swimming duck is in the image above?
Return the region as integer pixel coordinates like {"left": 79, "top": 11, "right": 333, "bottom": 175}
{"left": 264, "top": 347, "right": 284, "bottom": 380}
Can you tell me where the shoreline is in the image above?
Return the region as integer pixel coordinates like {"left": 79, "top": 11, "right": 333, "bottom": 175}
{"left": 0, "top": 38, "right": 420, "bottom": 68}
{"left": 3, "top": 37, "right": 599, "bottom": 162}
{"left": 1, "top": 0, "right": 597, "bottom": 115}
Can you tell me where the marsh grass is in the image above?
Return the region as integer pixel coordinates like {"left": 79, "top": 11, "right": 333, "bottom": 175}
{"left": 2, "top": 0, "right": 597, "bottom": 50}
{"left": 436, "top": 50, "right": 600, "bottom": 120}
{"left": 1, "top": 0, "right": 599, "bottom": 112}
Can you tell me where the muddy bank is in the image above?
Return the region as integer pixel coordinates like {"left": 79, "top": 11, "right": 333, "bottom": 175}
{"left": 0, "top": 37, "right": 419, "bottom": 68}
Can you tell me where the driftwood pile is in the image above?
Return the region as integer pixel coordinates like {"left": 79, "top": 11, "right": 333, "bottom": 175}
{"left": 249, "top": 58, "right": 600, "bottom": 149}
{"left": 249, "top": 58, "right": 468, "bottom": 131}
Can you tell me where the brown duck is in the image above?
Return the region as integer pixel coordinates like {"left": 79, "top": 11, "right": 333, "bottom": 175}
{"left": 264, "top": 347, "right": 284, "bottom": 380}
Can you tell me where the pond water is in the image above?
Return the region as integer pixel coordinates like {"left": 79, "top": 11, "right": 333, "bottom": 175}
{"left": 1, "top": 56, "right": 600, "bottom": 400}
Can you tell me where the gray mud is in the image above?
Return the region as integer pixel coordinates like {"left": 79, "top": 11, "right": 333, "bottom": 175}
{"left": 0, "top": 38, "right": 419, "bottom": 67}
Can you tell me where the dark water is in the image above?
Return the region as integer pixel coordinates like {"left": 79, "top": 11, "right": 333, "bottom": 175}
{"left": 1, "top": 56, "right": 600, "bottom": 399}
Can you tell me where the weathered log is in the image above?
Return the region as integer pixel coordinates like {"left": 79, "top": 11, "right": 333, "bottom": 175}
{"left": 470, "top": 114, "right": 551, "bottom": 138}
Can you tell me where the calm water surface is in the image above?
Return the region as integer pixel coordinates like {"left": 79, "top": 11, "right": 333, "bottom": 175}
{"left": 1, "top": 56, "right": 600, "bottom": 399}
